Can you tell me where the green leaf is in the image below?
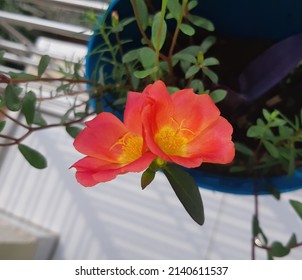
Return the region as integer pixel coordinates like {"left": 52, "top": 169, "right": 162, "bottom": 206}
{"left": 33, "top": 111, "right": 47, "bottom": 126}
{"left": 247, "top": 125, "right": 264, "bottom": 138}
{"left": 271, "top": 241, "right": 290, "bottom": 257}
{"left": 262, "top": 108, "right": 271, "bottom": 122}
{"left": 187, "top": 15, "right": 215, "bottom": 31}
{"left": 134, "top": 0, "right": 149, "bottom": 30}
{"left": 203, "top": 57, "right": 220, "bottom": 66}
{"left": 66, "top": 126, "right": 82, "bottom": 139}
{"left": 202, "top": 67, "right": 218, "bottom": 83}
{"left": 187, "top": 0, "right": 198, "bottom": 11}
{"left": 235, "top": 142, "right": 253, "bottom": 156}
{"left": 122, "top": 49, "right": 139, "bottom": 63}
{"left": 38, "top": 55, "right": 50, "bottom": 77}
{"left": 139, "top": 47, "right": 156, "bottom": 69}
{"left": 163, "top": 163, "right": 204, "bottom": 225}
{"left": 0, "top": 121, "right": 6, "bottom": 132}
{"left": 286, "top": 233, "right": 297, "bottom": 248}
{"left": 185, "top": 65, "right": 199, "bottom": 79}
{"left": 167, "top": 86, "right": 179, "bottom": 94}
{"left": 4, "top": 85, "right": 22, "bottom": 111}
{"left": 210, "top": 89, "right": 227, "bottom": 103}
{"left": 179, "top": 23, "right": 195, "bottom": 36}
{"left": 173, "top": 53, "right": 196, "bottom": 64}
{"left": 151, "top": 12, "right": 167, "bottom": 51}
{"left": 113, "top": 97, "right": 127, "bottom": 106}
{"left": 134, "top": 66, "right": 158, "bottom": 79}
{"left": 21, "top": 91, "right": 36, "bottom": 125}
{"left": 264, "top": 182, "right": 280, "bottom": 200}
{"left": 18, "top": 144, "right": 47, "bottom": 169}
{"left": 263, "top": 141, "right": 279, "bottom": 158}
{"left": 0, "top": 50, "right": 4, "bottom": 62}
{"left": 289, "top": 200, "right": 302, "bottom": 220}
{"left": 252, "top": 215, "right": 268, "bottom": 244}
{"left": 8, "top": 72, "right": 37, "bottom": 79}
{"left": 189, "top": 79, "right": 204, "bottom": 93}
{"left": 141, "top": 168, "right": 156, "bottom": 190}
{"left": 200, "top": 36, "right": 216, "bottom": 53}
{"left": 120, "top": 17, "right": 136, "bottom": 27}
{"left": 167, "top": 0, "right": 182, "bottom": 20}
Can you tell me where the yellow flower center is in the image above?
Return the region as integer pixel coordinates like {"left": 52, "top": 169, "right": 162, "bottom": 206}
{"left": 112, "top": 133, "right": 144, "bottom": 165}
{"left": 155, "top": 120, "right": 194, "bottom": 156}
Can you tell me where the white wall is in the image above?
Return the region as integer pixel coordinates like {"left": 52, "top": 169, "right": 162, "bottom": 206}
{"left": 0, "top": 122, "right": 301, "bottom": 260}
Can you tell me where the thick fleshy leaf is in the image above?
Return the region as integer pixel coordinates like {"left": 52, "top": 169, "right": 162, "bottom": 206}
{"left": 134, "top": 66, "right": 158, "bottom": 79}
{"left": 21, "top": 91, "right": 36, "bottom": 125}
{"left": 0, "top": 121, "right": 5, "bottom": 132}
{"left": 38, "top": 55, "right": 50, "bottom": 77}
{"left": 210, "top": 89, "right": 227, "bottom": 103}
{"left": 18, "top": 144, "right": 47, "bottom": 169}
{"left": 8, "top": 72, "right": 37, "bottom": 79}
{"left": 151, "top": 12, "right": 167, "bottom": 51}
{"left": 133, "top": 0, "right": 148, "bottom": 30}
{"left": 33, "top": 111, "right": 47, "bottom": 126}
{"left": 163, "top": 163, "right": 204, "bottom": 225}
{"left": 167, "top": 0, "right": 181, "bottom": 20}
{"left": 271, "top": 241, "right": 290, "bottom": 257}
{"left": 66, "top": 126, "right": 82, "bottom": 139}
{"left": 141, "top": 168, "right": 156, "bottom": 190}
{"left": 139, "top": 47, "right": 156, "bottom": 69}
{"left": 287, "top": 233, "right": 297, "bottom": 248}
{"left": 4, "top": 85, "right": 22, "bottom": 111}
{"left": 187, "top": 15, "right": 214, "bottom": 31}
{"left": 122, "top": 49, "right": 139, "bottom": 63}
{"left": 289, "top": 200, "right": 302, "bottom": 221}
{"left": 179, "top": 23, "right": 195, "bottom": 36}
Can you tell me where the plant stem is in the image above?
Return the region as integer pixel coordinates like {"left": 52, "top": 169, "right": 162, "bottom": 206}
{"left": 98, "top": 23, "right": 119, "bottom": 71}
{"left": 130, "top": 0, "right": 168, "bottom": 62}
{"left": 154, "top": 0, "right": 168, "bottom": 80}
{"left": 167, "top": 0, "right": 188, "bottom": 74}
{"left": 1, "top": 77, "right": 93, "bottom": 85}
{"left": 0, "top": 111, "right": 93, "bottom": 147}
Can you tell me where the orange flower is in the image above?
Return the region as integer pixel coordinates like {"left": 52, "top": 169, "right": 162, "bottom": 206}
{"left": 71, "top": 92, "right": 156, "bottom": 187}
{"left": 140, "top": 80, "right": 235, "bottom": 168}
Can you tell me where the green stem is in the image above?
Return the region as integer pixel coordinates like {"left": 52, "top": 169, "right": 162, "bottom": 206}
{"left": 154, "top": 0, "right": 168, "bottom": 79}
{"left": 99, "top": 25, "right": 118, "bottom": 66}
{"left": 130, "top": 0, "right": 168, "bottom": 62}
{"left": 168, "top": 0, "right": 188, "bottom": 72}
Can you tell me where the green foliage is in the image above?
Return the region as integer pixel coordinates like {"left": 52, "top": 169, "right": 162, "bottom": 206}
{"left": 151, "top": 12, "right": 167, "bottom": 52}
{"left": 21, "top": 91, "right": 36, "bottom": 125}
{"left": 0, "top": 121, "right": 6, "bottom": 132}
{"left": 18, "top": 144, "right": 47, "bottom": 169}
{"left": 270, "top": 242, "right": 290, "bottom": 258}
{"left": 289, "top": 200, "right": 302, "bottom": 220}
{"left": 163, "top": 163, "right": 205, "bottom": 225}
{"left": 209, "top": 89, "right": 227, "bottom": 103}
{"left": 133, "top": 0, "right": 149, "bottom": 30}
{"left": 37, "top": 55, "right": 51, "bottom": 77}
{"left": 66, "top": 126, "right": 82, "bottom": 139}
{"left": 141, "top": 168, "right": 156, "bottom": 189}
{"left": 245, "top": 109, "right": 302, "bottom": 176}
{"left": 4, "top": 85, "right": 22, "bottom": 111}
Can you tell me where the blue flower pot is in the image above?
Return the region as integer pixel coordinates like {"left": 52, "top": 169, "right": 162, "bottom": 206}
{"left": 86, "top": 0, "right": 302, "bottom": 195}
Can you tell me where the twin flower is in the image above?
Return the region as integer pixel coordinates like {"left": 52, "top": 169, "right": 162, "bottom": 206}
{"left": 71, "top": 80, "right": 235, "bottom": 187}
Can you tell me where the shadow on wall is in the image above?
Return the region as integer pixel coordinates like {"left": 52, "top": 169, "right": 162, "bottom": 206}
{"left": 0, "top": 123, "right": 301, "bottom": 259}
